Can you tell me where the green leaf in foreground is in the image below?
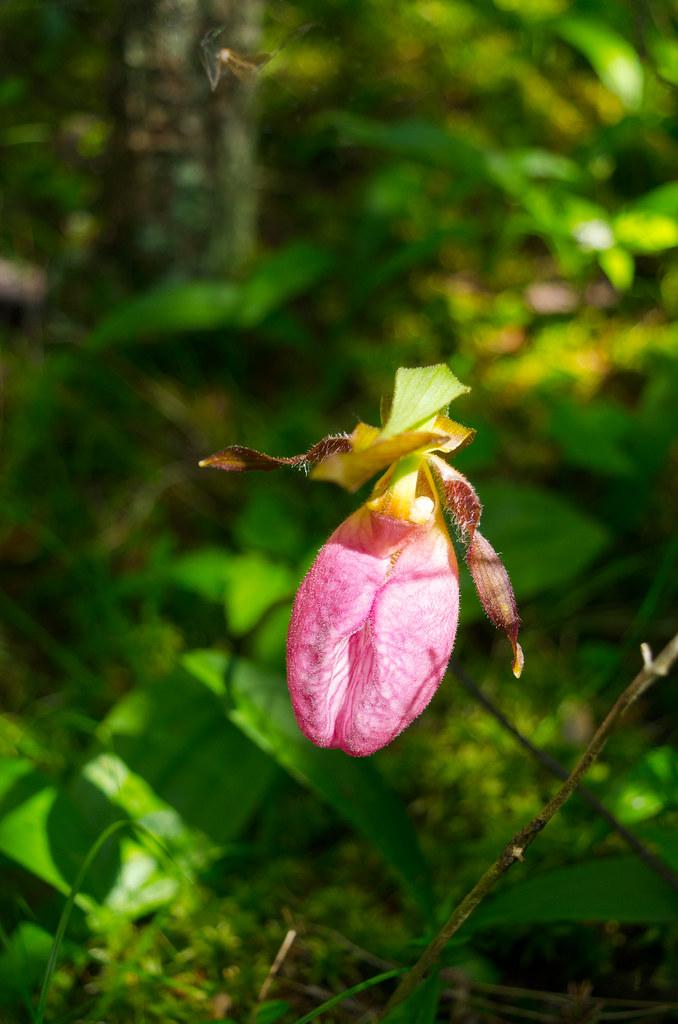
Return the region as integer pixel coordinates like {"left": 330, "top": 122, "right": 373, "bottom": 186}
{"left": 183, "top": 651, "right": 434, "bottom": 915}
{"left": 381, "top": 364, "right": 469, "bottom": 439}
{"left": 466, "top": 856, "right": 678, "bottom": 932}
{"left": 101, "top": 671, "right": 278, "bottom": 848}
{"left": 0, "top": 923, "right": 54, "bottom": 1009}
{"left": 0, "top": 757, "right": 111, "bottom": 898}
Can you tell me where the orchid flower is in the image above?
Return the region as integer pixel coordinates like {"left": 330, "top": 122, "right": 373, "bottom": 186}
{"left": 200, "top": 365, "right": 523, "bottom": 757}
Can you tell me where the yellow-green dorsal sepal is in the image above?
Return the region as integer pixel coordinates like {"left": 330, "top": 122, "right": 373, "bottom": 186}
{"left": 379, "top": 364, "right": 470, "bottom": 439}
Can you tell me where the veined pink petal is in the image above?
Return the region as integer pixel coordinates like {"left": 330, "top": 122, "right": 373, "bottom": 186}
{"left": 287, "top": 507, "right": 459, "bottom": 756}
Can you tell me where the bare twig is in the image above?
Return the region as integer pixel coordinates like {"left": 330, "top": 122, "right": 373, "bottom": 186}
{"left": 258, "top": 928, "right": 297, "bottom": 1001}
{"left": 381, "top": 631, "right": 678, "bottom": 1017}
{"left": 452, "top": 661, "right": 678, "bottom": 891}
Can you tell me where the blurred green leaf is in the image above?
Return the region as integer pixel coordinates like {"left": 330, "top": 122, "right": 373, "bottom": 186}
{"left": 488, "top": 149, "right": 583, "bottom": 193}
{"left": 599, "top": 247, "right": 634, "bottom": 291}
{"left": 614, "top": 209, "right": 678, "bottom": 254}
{"left": 330, "top": 113, "right": 488, "bottom": 178}
{"left": 223, "top": 555, "right": 295, "bottom": 635}
{"left": 90, "top": 281, "right": 241, "bottom": 348}
{"left": 331, "top": 115, "right": 583, "bottom": 199}
{"left": 547, "top": 397, "right": 636, "bottom": 477}
{"left": 0, "top": 757, "right": 91, "bottom": 896}
{"left": 649, "top": 36, "right": 678, "bottom": 86}
{"left": 634, "top": 182, "right": 678, "bottom": 217}
{"left": 171, "top": 547, "right": 295, "bottom": 634}
{"left": 468, "top": 857, "right": 678, "bottom": 930}
{"left": 637, "top": 826, "right": 678, "bottom": 874}
{"left": 90, "top": 242, "right": 334, "bottom": 347}
{"left": 0, "top": 922, "right": 54, "bottom": 1008}
{"left": 255, "top": 1001, "right": 293, "bottom": 1024}
{"left": 609, "top": 747, "right": 678, "bottom": 825}
{"left": 169, "top": 547, "right": 234, "bottom": 602}
{"left": 0, "top": 757, "right": 176, "bottom": 916}
{"left": 236, "top": 242, "right": 334, "bottom": 328}
{"left": 473, "top": 482, "right": 610, "bottom": 600}
{"left": 183, "top": 651, "right": 434, "bottom": 915}
{"left": 556, "top": 18, "right": 643, "bottom": 110}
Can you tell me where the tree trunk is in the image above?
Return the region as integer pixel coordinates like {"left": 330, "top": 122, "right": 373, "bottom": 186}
{"left": 111, "top": 0, "right": 262, "bottom": 279}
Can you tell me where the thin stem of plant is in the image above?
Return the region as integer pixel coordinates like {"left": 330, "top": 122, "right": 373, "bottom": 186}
{"left": 381, "top": 630, "right": 678, "bottom": 1017}
{"left": 452, "top": 661, "right": 678, "bottom": 891}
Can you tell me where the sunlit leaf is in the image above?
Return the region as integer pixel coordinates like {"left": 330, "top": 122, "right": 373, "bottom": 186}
{"left": 633, "top": 182, "right": 678, "bottom": 217}
{"left": 599, "top": 247, "right": 634, "bottom": 291}
{"left": 610, "top": 747, "right": 678, "bottom": 825}
{"left": 614, "top": 210, "right": 678, "bottom": 254}
{"left": 556, "top": 17, "right": 643, "bottom": 110}
{"left": 101, "top": 672, "right": 278, "bottom": 848}
{"left": 0, "top": 758, "right": 87, "bottom": 896}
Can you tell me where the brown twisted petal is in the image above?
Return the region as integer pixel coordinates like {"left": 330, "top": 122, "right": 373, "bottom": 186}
{"left": 429, "top": 455, "right": 523, "bottom": 677}
{"left": 467, "top": 530, "right": 524, "bottom": 678}
{"left": 199, "top": 434, "right": 352, "bottom": 472}
{"left": 428, "top": 457, "right": 482, "bottom": 540}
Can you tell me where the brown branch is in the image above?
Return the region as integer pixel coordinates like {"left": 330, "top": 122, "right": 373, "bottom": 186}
{"left": 381, "top": 630, "right": 678, "bottom": 1017}
{"left": 451, "top": 661, "right": 678, "bottom": 891}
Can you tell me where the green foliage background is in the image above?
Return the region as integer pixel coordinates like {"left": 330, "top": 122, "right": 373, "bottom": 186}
{"left": 0, "top": 0, "right": 677, "bottom": 1020}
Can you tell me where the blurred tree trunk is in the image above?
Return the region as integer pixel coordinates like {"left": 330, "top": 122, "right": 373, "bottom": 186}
{"left": 108, "top": 0, "right": 262, "bottom": 278}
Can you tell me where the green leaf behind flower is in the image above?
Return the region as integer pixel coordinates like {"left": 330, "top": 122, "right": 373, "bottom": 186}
{"left": 183, "top": 651, "right": 434, "bottom": 916}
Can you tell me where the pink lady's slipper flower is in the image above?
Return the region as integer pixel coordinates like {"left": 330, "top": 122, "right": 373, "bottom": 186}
{"left": 200, "top": 365, "right": 523, "bottom": 757}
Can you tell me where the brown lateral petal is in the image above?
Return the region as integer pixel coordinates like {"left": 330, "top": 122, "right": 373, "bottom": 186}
{"left": 429, "top": 455, "right": 522, "bottom": 676}
{"left": 428, "top": 456, "right": 482, "bottom": 540}
{"left": 311, "top": 428, "right": 446, "bottom": 492}
{"left": 467, "top": 530, "right": 523, "bottom": 678}
{"left": 199, "top": 434, "right": 352, "bottom": 472}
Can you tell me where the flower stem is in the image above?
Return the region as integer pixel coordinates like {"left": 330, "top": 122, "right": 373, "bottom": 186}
{"left": 380, "top": 630, "right": 678, "bottom": 1017}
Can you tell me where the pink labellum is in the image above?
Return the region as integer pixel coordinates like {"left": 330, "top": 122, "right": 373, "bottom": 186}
{"left": 287, "top": 507, "right": 459, "bottom": 756}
